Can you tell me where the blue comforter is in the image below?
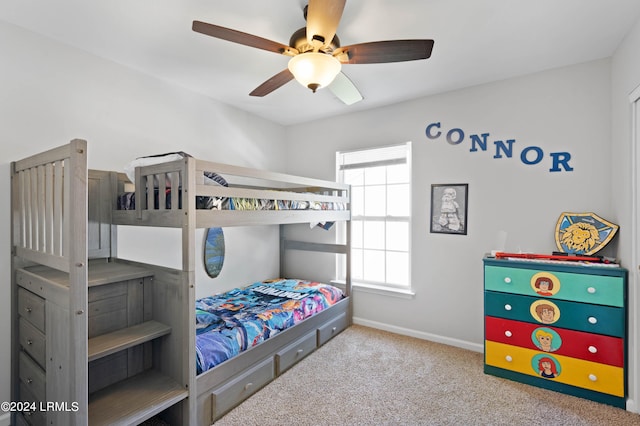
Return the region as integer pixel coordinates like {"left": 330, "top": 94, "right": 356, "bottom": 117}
{"left": 195, "top": 278, "right": 344, "bottom": 374}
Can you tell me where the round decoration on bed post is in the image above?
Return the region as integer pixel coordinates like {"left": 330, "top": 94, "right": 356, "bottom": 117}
{"left": 201, "top": 170, "right": 229, "bottom": 278}
{"left": 204, "top": 227, "right": 225, "bottom": 278}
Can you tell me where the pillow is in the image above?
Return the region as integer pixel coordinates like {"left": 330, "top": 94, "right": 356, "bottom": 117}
{"left": 124, "top": 151, "right": 191, "bottom": 186}
{"left": 204, "top": 171, "right": 228, "bottom": 187}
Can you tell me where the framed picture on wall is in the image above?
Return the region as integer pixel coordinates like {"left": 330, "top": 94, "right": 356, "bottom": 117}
{"left": 430, "top": 183, "right": 468, "bottom": 235}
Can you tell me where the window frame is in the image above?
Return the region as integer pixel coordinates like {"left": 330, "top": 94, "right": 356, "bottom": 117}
{"left": 336, "top": 142, "right": 413, "bottom": 296}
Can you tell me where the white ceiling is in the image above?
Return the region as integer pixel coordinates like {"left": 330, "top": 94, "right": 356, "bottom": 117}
{"left": 2, "top": 0, "right": 640, "bottom": 126}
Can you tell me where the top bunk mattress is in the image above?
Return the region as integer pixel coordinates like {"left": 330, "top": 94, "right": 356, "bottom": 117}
{"left": 195, "top": 278, "right": 344, "bottom": 374}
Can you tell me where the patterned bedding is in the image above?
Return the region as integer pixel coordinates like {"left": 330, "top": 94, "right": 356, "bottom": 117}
{"left": 116, "top": 190, "right": 347, "bottom": 212}
{"left": 195, "top": 279, "right": 344, "bottom": 374}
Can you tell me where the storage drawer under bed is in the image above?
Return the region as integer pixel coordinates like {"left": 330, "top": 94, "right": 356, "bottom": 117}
{"left": 210, "top": 357, "right": 275, "bottom": 420}
{"left": 275, "top": 330, "right": 317, "bottom": 375}
{"left": 318, "top": 312, "right": 348, "bottom": 346}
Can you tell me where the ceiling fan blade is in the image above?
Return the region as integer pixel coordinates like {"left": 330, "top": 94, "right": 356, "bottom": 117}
{"left": 249, "top": 69, "right": 295, "bottom": 97}
{"left": 306, "top": 0, "right": 346, "bottom": 49}
{"left": 334, "top": 39, "right": 434, "bottom": 64}
{"left": 193, "top": 21, "right": 298, "bottom": 56}
{"left": 329, "top": 72, "right": 363, "bottom": 105}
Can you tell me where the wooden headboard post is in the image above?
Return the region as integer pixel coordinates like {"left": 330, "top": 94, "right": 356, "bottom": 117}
{"left": 66, "top": 138, "right": 89, "bottom": 424}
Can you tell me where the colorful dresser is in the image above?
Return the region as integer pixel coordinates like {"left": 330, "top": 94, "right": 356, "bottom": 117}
{"left": 483, "top": 257, "right": 627, "bottom": 408}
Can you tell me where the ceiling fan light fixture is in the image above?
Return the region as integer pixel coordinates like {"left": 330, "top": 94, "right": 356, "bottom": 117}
{"left": 287, "top": 52, "right": 341, "bottom": 93}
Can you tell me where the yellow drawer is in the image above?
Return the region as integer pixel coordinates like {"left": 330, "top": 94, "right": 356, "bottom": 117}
{"left": 19, "top": 318, "right": 46, "bottom": 370}
{"left": 19, "top": 351, "right": 46, "bottom": 403}
{"left": 486, "top": 341, "right": 624, "bottom": 396}
{"left": 18, "top": 287, "right": 46, "bottom": 332}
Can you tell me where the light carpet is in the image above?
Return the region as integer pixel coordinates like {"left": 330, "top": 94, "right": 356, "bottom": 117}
{"left": 216, "top": 325, "right": 640, "bottom": 425}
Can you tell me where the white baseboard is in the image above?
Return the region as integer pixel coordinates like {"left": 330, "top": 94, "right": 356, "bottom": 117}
{"left": 0, "top": 412, "right": 10, "bottom": 426}
{"left": 353, "top": 317, "right": 484, "bottom": 353}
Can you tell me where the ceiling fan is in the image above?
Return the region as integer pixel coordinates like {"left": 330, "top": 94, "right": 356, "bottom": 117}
{"left": 192, "top": 0, "right": 434, "bottom": 105}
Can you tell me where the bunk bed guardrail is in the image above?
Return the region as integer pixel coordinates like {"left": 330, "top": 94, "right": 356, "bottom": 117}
{"left": 112, "top": 156, "right": 351, "bottom": 228}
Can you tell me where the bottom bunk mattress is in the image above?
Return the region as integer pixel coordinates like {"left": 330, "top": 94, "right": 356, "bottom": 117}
{"left": 195, "top": 278, "right": 344, "bottom": 374}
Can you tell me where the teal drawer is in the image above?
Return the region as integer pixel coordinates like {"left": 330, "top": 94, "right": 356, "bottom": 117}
{"left": 485, "top": 291, "right": 624, "bottom": 337}
{"left": 485, "top": 265, "right": 624, "bottom": 307}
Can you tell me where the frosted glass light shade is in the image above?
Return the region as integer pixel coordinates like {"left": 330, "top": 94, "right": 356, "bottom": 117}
{"left": 288, "top": 52, "right": 341, "bottom": 93}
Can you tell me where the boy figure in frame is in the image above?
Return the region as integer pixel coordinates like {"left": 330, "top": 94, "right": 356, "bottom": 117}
{"left": 438, "top": 187, "right": 461, "bottom": 231}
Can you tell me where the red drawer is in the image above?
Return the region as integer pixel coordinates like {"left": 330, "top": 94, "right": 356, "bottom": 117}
{"left": 485, "top": 316, "right": 623, "bottom": 367}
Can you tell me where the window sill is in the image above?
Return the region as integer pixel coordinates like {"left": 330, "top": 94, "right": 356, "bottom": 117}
{"left": 331, "top": 280, "right": 415, "bottom": 299}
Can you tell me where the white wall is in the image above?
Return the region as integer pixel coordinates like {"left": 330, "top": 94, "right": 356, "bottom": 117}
{"left": 285, "top": 59, "right": 613, "bottom": 348}
{"left": 611, "top": 14, "right": 640, "bottom": 412}
{"left": 0, "top": 21, "right": 287, "bottom": 417}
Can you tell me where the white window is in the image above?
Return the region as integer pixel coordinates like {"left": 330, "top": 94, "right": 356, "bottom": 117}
{"left": 336, "top": 143, "right": 412, "bottom": 293}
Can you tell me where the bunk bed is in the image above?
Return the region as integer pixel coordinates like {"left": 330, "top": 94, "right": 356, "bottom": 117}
{"left": 10, "top": 139, "right": 351, "bottom": 425}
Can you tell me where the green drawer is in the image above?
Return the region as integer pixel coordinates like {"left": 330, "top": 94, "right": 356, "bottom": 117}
{"left": 485, "top": 291, "right": 624, "bottom": 337}
{"left": 485, "top": 265, "right": 624, "bottom": 307}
